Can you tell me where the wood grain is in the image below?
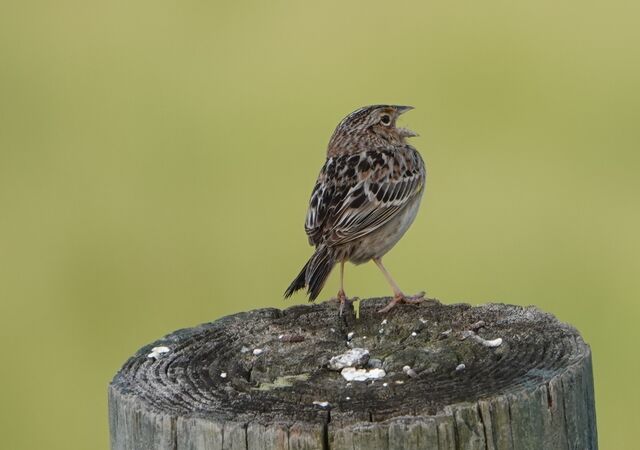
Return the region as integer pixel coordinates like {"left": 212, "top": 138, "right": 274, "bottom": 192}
{"left": 109, "top": 298, "right": 597, "bottom": 449}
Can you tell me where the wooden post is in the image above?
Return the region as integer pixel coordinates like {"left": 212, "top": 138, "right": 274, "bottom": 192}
{"left": 109, "top": 298, "right": 597, "bottom": 449}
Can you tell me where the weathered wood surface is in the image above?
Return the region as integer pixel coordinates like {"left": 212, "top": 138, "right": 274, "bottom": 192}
{"left": 109, "top": 298, "right": 597, "bottom": 449}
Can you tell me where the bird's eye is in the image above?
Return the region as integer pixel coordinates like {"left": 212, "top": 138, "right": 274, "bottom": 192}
{"left": 380, "top": 114, "right": 391, "bottom": 125}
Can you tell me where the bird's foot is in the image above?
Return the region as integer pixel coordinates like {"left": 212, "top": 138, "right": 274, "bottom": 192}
{"left": 378, "top": 291, "right": 426, "bottom": 313}
{"left": 331, "top": 290, "right": 357, "bottom": 316}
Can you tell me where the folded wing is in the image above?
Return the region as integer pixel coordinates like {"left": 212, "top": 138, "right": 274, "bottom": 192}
{"left": 304, "top": 147, "right": 424, "bottom": 247}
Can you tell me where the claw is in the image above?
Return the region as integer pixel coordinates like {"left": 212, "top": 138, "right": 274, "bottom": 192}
{"left": 332, "top": 290, "right": 357, "bottom": 316}
{"left": 334, "top": 290, "right": 348, "bottom": 317}
{"left": 378, "top": 291, "right": 426, "bottom": 313}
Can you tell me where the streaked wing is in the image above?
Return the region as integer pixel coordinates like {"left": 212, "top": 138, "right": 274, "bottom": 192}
{"left": 304, "top": 146, "right": 425, "bottom": 247}
{"left": 304, "top": 157, "right": 347, "bottom": 245}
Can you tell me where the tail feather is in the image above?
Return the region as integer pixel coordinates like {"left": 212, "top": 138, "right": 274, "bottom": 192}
{"left": 306, "top": 246, "right": 336, "bottom": 300}
{"left": 284, "top": 261, "right": 308, "bottom": 298}
{"left": 284, "top": 246, "right": 336, "bottom": 301}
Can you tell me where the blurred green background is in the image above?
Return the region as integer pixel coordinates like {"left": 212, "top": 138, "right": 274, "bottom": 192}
{"left": 1, "top": 1, "right": 638, "bottom": 448}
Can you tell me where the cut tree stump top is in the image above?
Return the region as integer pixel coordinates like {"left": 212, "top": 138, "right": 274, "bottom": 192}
{"left": 109, "top": 298, "right": 597, "bottom": 450}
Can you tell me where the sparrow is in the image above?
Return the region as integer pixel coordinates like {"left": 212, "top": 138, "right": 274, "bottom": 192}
{"left": 284, "top": 105, "right": 426, "bottom": 313}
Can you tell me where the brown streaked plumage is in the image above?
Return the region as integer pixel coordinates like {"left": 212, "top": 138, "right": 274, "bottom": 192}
{"left": 284, "top": 105, "right": 426, "bottom": 313}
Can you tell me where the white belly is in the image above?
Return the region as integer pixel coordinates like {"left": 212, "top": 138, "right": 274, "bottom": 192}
{"left": 347, "top": 191, "right": 424, "bottom": 264}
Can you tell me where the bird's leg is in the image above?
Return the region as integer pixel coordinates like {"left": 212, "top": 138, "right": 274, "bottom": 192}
{"left": 374, "top": 258, "right": 425, "bottom": 313}
{"left": 336, "top": 260, "right": 351, "bottom": 316}
{"left": 329, "top": 261, "right": 355, "bottom": 316}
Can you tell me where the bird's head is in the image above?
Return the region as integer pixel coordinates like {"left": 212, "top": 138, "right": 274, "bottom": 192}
{"left": 327, "top": 105, "right": 417, "bottom": 156}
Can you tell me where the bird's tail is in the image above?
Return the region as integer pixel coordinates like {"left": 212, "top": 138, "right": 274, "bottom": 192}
{"left": 284, "top": 245, "right": 336, "bottom": 301}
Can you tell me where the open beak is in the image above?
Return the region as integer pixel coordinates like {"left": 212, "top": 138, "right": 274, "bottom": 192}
{"left": 394, "top": 105, "right": 418, "bottom": 137}
{"left": 395, "top": 105, "right": 414, "bottom": 115}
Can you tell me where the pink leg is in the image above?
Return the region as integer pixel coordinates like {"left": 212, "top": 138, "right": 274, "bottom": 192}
{"left": 374, "top": 258, "right": 425, "bottom": 313}
{"left": 335, "top": 261, "right": 352, "bottom": 316}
